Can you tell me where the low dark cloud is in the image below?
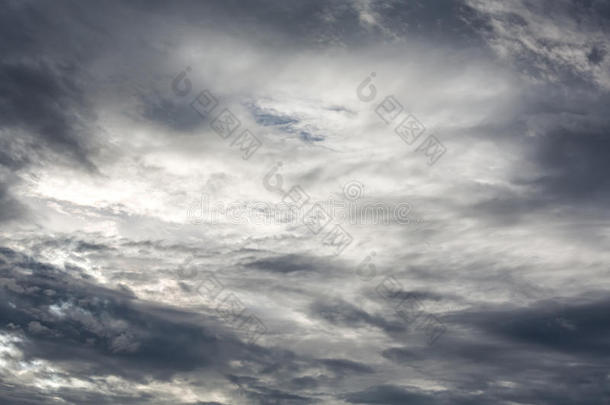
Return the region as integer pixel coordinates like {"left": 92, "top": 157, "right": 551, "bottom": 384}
{"left": 0, "top": 62, "right": 96, "bottom": 170}
{"left": 461, "top": 294, "right": 610, "bottom": 358}
{"left": 0, "top": 248, "right": 275, "bottom": 384}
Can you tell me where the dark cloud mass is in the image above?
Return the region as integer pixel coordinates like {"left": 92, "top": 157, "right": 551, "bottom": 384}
{"left": 1, "top": 0, "right": 609, "bottom": 404}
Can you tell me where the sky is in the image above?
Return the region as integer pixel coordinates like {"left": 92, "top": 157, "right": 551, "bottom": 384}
{"left": 1, "top": 0, "right": 610, "bottom": 404}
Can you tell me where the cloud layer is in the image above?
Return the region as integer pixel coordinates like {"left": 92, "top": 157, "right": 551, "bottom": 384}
{"left": 1, "top": 1, "right": 609, "bottom": 404}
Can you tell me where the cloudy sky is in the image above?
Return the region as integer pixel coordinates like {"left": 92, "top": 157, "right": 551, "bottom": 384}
{"left": 1, "top": 0, "right": 610, "bottom": 404}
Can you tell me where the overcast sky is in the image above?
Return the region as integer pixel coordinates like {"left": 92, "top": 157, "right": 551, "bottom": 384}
{"left": 1, "top": 1, "right": 610, "bottom": 404}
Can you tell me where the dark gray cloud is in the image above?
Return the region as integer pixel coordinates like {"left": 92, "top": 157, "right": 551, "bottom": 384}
{"left": 245, "top": 254, "right": 319, "bottom": 274}
{"left": 0, "top": 179, "right": 28, "bottom": 223}
{"left": 458, "top": 294, "right": 610, "bottom": 358}
{"left": 0, "top": 0, "right": 112, "bottom": 174}
{"left": 372, "top": 294, "right": 610, "bottom": 404}
{"left": 0, "top": 61, "right": 96, "bottom": 171}
{"left": 0, "top": 248, "right": 284, "bottom": 385}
